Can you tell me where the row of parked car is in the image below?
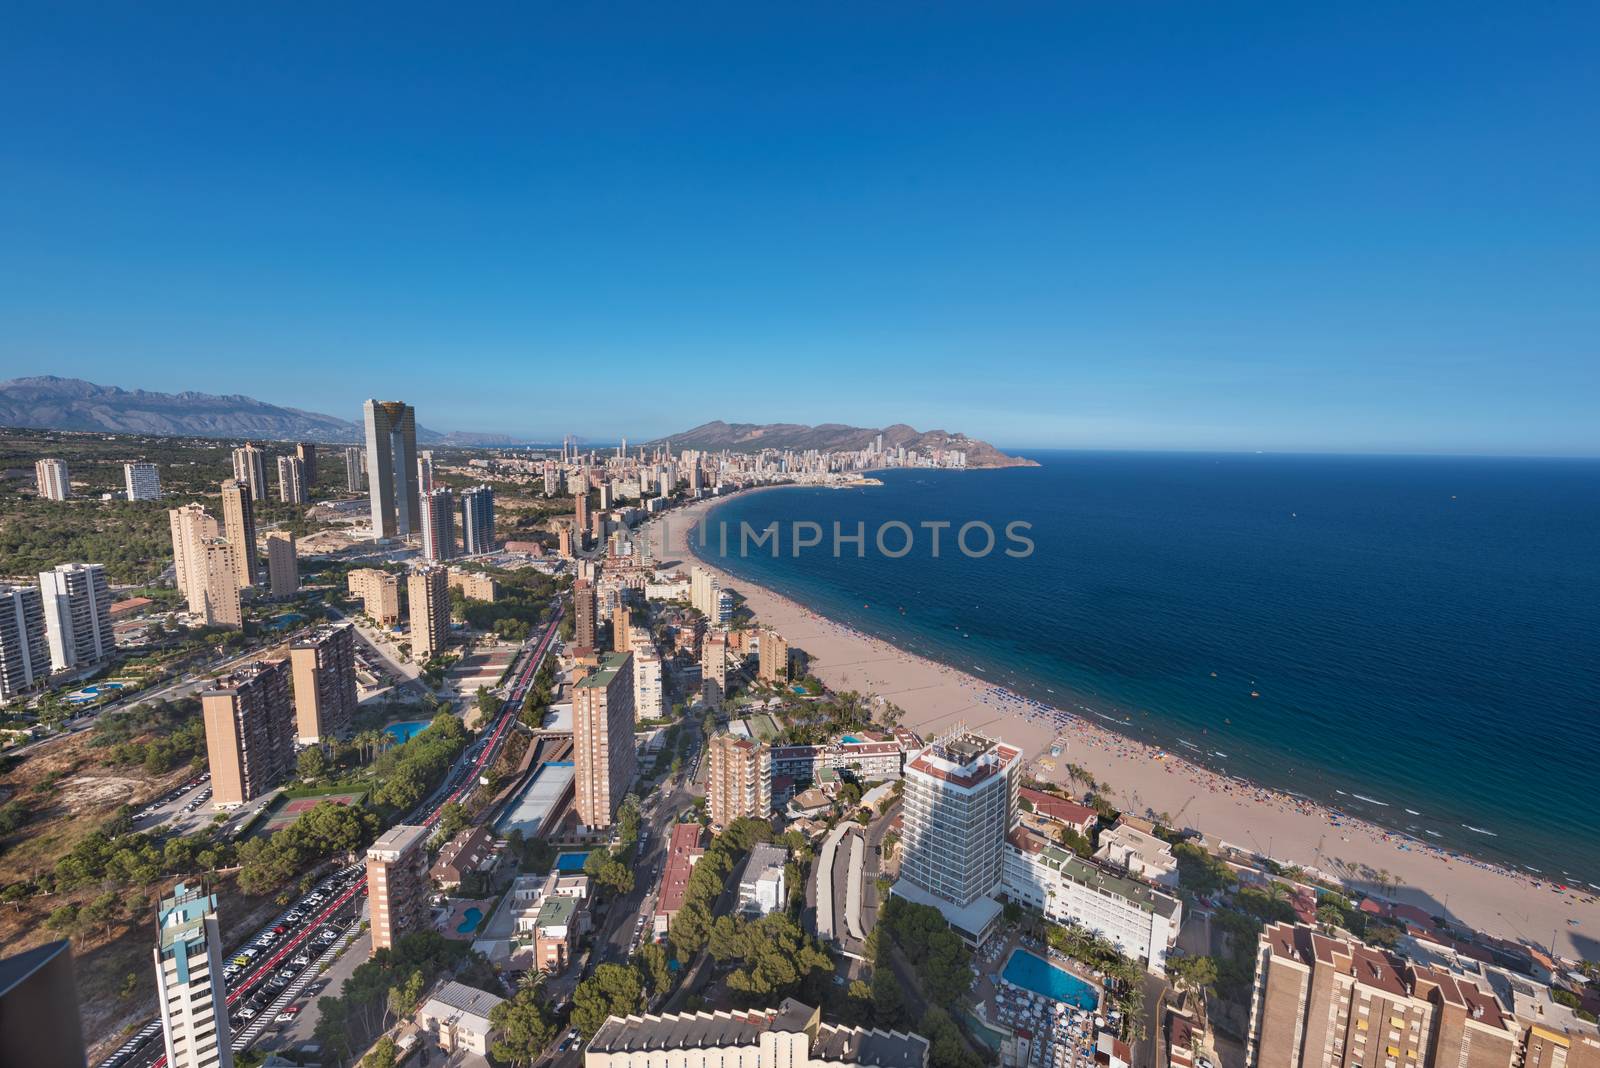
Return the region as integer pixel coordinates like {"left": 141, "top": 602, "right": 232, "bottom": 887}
{"left": 132, "top": 772, "right": 211, "bottom": 822}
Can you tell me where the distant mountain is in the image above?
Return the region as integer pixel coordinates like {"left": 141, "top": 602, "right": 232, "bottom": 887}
{"left": 0, "top": 376, "right": 510, "bottom": 445}
{"left": 646, "top": 420, "right": 1032, "bottom": 467}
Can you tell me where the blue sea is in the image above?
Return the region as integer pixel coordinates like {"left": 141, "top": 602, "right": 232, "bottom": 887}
{"left": 698, "top": 452, "right": 1600, "bottom": 885}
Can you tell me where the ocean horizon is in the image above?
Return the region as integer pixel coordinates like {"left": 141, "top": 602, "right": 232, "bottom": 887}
{"left": 696, "top": 450, "right": 1600, "bottom": 886}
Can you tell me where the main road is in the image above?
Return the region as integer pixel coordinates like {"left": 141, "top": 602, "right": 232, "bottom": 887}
{"left": 98, "top": 607, "right": 563, "bottom": 1068}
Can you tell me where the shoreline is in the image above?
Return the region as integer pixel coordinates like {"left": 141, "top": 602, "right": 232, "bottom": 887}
{"left": 649, "top": 489, "right": 1600, "bottom": 959}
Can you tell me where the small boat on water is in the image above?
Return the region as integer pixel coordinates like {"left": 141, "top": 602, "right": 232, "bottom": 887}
{"left": 1250, "top": 690, "right": 1260, "bottom": 698}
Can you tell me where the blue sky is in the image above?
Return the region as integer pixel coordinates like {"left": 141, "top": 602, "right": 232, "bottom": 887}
{"left": 2, "top": 4, "right": 1596, "bottom": 453}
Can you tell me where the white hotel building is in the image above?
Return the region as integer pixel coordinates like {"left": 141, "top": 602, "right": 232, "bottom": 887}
{"left": 1001, "top": 825, "right": 1182, "bottom": 972}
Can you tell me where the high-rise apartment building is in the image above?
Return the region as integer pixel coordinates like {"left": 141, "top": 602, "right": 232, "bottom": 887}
{"left": 420, "top": 486, "right": 455, "bottom": 561}
{"left": 39, "top": 562, "right": 113, "bottom": 673}
{"left": 124, "top": 461, "right": 162, "bottom": 500}
{"left": 289, "top": 623, "right": 357, "bottom": 744}
{"left": 196, "top": 540, "right": 243, "bottom": 629}
{"left": 542, "top": 460, "right": 559, "bottom": 496}
{"left": 230, "top": 444, "right": 268, "bottom": 502}
{"left": 758, "top": 628, "right": 791, "bottom": 684}
{"left": 417, "top": 450, "right": 435, "bottom": 494}
{"left": 573, "top": 579, "right": 597, "bottom": 649}
{"left": 701, "top": 629, "right": 728, "bottom": 709}
{"left": 220, "top": 479, "right": 258, "bottom": 588}
{"left": 153, "top": 882, "right": 233, "bottom": 1068}
{"left": 573, "top": 490, "right": 589, "bottom": 550}
{"left": 460, "top": 485, "right": 495, "bottom": 555}
{"left": 612, "top": 602, "right": 632, "bottom": 653}
{"left": 276, "top": 454, "right": 308, "bottom": 504}
{"left": 1244, "top": 922, "right": 1568, "bottom": 1068}
{"left": 34, "top": 458, "right": 69, "bottom": 500}
{"left": 294, "top": 442, "right": 317, "bottom": 487}
{"left": 0, "top": 940, "right": 89, "bottom": 1068}
{"left": 708, "top": 732, "right": 772, "bottom": 830}
{"left": 169, "top": 503, "right": 218, "bottom": 602}
{"left": 344, "top": 446, "right": 365, "bottom": 491}
{"left": 367, "top": 824, "right": 430, "bottom": 954}
{"left": 348, "top": 568, "right": 401, "bottom": 624}
{"left": 201, "top": 660, "right": 295, "bottom": 805}
{"left": 407, "top": 565, "right": 450, "bottom": 661}
{"left": 363, "top": 399, "right": 419, "bottom": 539}
{"left": 573, "top": 651, "right": 636, "bottom": 830}
{"left": 0, "top": 584, "right": 48, "bottom": 699}
{"left": 265, "top": 530, "right": 298, "bottom": 598}
{"left": 894, "top": 729, "right": 1021, "bottom": 943}
{"left": 632, "top": 646, "right": 663, "bottom": 721}
{"left": 690, "top": 566, "right": 720, "bottom": 619}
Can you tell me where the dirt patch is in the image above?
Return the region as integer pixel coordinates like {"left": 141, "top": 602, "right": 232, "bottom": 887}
{"left": 59, "top": 773, "right": 146, "bottom": 813}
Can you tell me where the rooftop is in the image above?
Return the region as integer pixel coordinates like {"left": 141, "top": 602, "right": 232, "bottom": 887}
{"left": 576, "top": 651, "right": 632, "bottom": 690}
{"left": 368, "top": 823, "right": 428, "bottom": 860}
{"left": 1007, "top": 827, "right": 1180, "bottom": 918}
{"left": 536, "top": 895, "right": 579, "bottom": 928}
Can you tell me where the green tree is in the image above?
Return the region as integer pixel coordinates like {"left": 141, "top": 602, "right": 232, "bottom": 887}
{"left": 362, "top": 1034, "right": 399, "bottom": 1068}
{"left": 297, "top": 745, "right": 329, "bottom": 780}
{"left": 572, "top": 963, "right": 643, "bottom": 1038}
{"left": 490, "top": 987, "right": 559, "bottom": 1066}
{"left": 634, "top": 942, "right": 674, "bottom": 997}
{"left": 1168, "top": 954, "right": 1218, "bottom": 994}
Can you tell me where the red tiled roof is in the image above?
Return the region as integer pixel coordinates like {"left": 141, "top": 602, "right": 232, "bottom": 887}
{"left": 1020, "top": 787, "right": 1097, "bottom": 827}
{"left": 656, "top": 823, "right": 706, "bottom": 919}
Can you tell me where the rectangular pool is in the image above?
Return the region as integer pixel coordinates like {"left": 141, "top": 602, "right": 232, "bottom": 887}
{"left": 1000, "top": 949, "right": 1100, "bottom": 1010}
{"left": 554, "top": 851, "right": 591, "bottom": 873}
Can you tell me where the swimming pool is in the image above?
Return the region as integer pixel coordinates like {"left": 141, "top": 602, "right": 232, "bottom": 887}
{"left": 384, "top": 720, "right": 430, "bottom": 744}
{"left": 1001, "top": 949, "right": 1099, "bottom": 1009}
{"left": 456, "top": 907, "right": 483, "bottom": 934}
{"left": 554, "top": 851, "right": 590, "bottom": 873}
{"left": 841, "top": 734, "right": 861, "bottom": 743}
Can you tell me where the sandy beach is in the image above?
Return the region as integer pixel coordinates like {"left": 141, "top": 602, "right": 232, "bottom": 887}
{"left": 649, "top": 492, "right": 1600, "bottom": 959}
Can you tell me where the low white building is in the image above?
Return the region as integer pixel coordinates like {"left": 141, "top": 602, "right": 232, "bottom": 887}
{"left": 738, "top": 842, "right": 789, "bottom": 917}
{"left": 416, "top": 980, "right": 505, "bottom": 1057}
{"left": 1002, "top": 826, "right": 1181, "bottom": 972}
{"left": 1093, "top": 818, "right": 1179, "bottom": 888}
{"left": 586, "top": 999, "right": 927, "bottom": 1068}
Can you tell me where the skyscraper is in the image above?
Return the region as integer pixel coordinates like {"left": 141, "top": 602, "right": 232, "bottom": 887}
{"left": 758, "top": 628, "right": 791, "bottom": 684}
{"left": 347, "top": 568, "right": 401, "bottom": 624}
{"left": 153, "top": 882, "right": 233, "bottom": 1068}
{"left": 265, "top": 530, "right": 298, "bottom": 598}
{"left": 573, "top": 489, "right": 589, "bottom": 549}
{"left": 230, "top": 443, "right": 268, "bottom": 502}
{"left": 220, "top": 479, "right": 258, "bottom": 588}
{"left": 38, "top": 562, "right": 113, "bottom": 673}
{"left": 895, "top": 729, "right": 1021, "bottom": 942}
{"left": 196, "top": 540, "right": 243, "bottom": 629}
{"left": 573, "top": 651, "right": 636, "bottom": 830}
{"left": 690, "top": 566, "right": 720, "bottom": 619}
{"left": 124, "top": 461, "right": 162, "bottom": 500}
{"left": 417, "top": 450, "right": 435, "bottom": 494}
{"left": 707, "top": 732, "right": 771, "bottom": 830}
{"left": 276, "top": 454, "right": 308, "bottom": 504}
{"left": 363, "top": 399, "right": 419, "bottom": 539}
{"left": 294, "top": 441, "right": 317, "bottom": 486}
{"left": 407, "top": 565, "right": 449, "bottom": 661}
{"left": 542, "top": 460, "right": 559, "bottom": 496}
{"left": 573, "top": 579, "right": 597, "bottom": 649}
{"left": 460, "top": 485, "right": 495, "bottom": 555}
{"left": 420, "top": 486, "right": 455, "bottom": 561}
{"left": 169, "top": 502, "right": 218, "bottom": 602}
{"left": 367, "top": 824, "right": 429, "bottom": 955}
{"left": 290, "top": 623, "right": 357, "bottom": 744}
{"left": 0, "top": 584, "right": 48, "bottom": 699}
{"left": 612, "top": 601, "right": 632, "bottom": 653}
{"left": 344, "top": 446, "right": 365, "bottom": 491}
{"left": 34, "top": 458, "right": 69, "bottom": 500}
{"left": 701, "top": 629, "right": 728, "bottom": 710}
{"left": 201, "top": 660, "right": 295, "bottom": 805}
{"left": 632, "top": 645, "right": 663, "bottom": 721}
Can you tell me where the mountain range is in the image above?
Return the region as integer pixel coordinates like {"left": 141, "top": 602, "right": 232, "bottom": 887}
{"left": 0, "top": 376, "right": 510, "bottom": 445}
{"left": 646, "top": 420, "right": 1031, "bottom": 467}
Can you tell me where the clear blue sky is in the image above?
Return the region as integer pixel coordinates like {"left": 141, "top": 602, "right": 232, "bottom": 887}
{"left": 2, "top": 3, "right": 1596, "bottom": 454}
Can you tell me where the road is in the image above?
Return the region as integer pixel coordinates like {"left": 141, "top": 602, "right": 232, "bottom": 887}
{"left": 96, "top": 609, "right": 564, "bottom": 1068}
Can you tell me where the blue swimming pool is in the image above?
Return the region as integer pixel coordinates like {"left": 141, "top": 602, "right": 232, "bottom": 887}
{"left": 1001, "top": 950, "right": 1099, "bottom": 1010}
{"left": 554, "top": 851, "right": 590, "bottom": 873}
{"left": 841, "top": 734, "right": 862, "bottom": 743}
{"left": 456, "top": 907, "right": 483, "bottom": 934}
{"left": 384, "top": 720, "right": 430, "bottom": 744}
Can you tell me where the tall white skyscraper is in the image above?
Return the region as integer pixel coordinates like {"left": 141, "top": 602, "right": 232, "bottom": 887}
{"left": 417, "top": 450, "right": 435, "bottom": 494}
{"left": 230, "top": 444, "right": 268, "bottom": 502}
{"left": 276, "top": 455, "right": 308, "bottom": 504}
{"left": 153, "top": 882, "right": 234, "bottom": 1068}
{"left": 363, "top": 400, "right": 419, "bottom": 539}
{"left": 34, "top": 459, "right": 69, "bottom": 500}
{"left": 0, "top": 584, "right": 48, "bottom": 699}
{"left": 420, "top": 487, "right": 455, "bottom": 561}
{"left": 460, "top": 485, "right": 495, "bottom": 555}
{"left": 894, "top": 729, "right": 1021, "bottom": 944}
{"left": 39, "top": 562, "right": 113, "bottom": 673}
{"left": 124, "top": 461, "right": 162, "bottom": 500}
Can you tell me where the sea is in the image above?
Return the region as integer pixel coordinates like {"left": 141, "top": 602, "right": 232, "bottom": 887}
{"left": 696, "top": 451, "right": 1600, "bottom": 887}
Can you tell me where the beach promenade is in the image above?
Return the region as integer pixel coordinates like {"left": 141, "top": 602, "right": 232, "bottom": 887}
{"left": 650, "top": 494, "right": 1600, "bottom": 959}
